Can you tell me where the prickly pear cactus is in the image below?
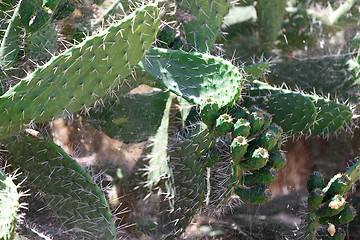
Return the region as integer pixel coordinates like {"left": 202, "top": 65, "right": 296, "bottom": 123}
{"left": 304, "top": 160, "right": 360, "bottom": 240}
{"left": 0, "top": 4, "right": 160, "bottom": 138}
{"left": 5, "top": 133, "right": 116, "bottom": 239}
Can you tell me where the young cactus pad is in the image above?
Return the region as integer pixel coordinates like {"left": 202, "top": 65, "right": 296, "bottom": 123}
{"left": 6, "top": 133, "right": 116, "bottom": 239}
{"left": 0, "top": 4, "right": 160, "bottom": 138}
{"left": 138, "top": 47, "right": 243, "bottom": 108}
{"left": 0, "top": 169, "right": 20, "bottom": 240}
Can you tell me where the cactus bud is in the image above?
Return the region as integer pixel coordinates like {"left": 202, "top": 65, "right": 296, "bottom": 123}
{"left": 268, "top": 151, "right": 287, "bottom": 170}
{"left": 247, "top": 107, "right": 265, "bottom": 137}
{"left": 231, "top": 136, "right": 248, "bottom": 164}
{"left": 240, "top": 147, "right": 269, "bottom": 170}
{"left": 320, "top": 203, "right": 357, "bottom": 225}
{"left": 308, "top": 188, "right": 325, "bottom": 212}
{"left": 316, "top": 195, "right": 346, "bottom": 217}
{"left": 215, "top": 113, "right": 234, "bottom": 136}
{"left": 256, "top": 128, "right": 279, "bottom": 151}
{"left": 307, "top": 172, "right": 325, "bottom": 193}
{"left": 199, "top": 97, "right": 219, "bottom": 129}
{"left": 326, "top": 173, "right": 352, "bottom": 197}
{"left": 232, "top": 118, "right": 251, "bottom": 138}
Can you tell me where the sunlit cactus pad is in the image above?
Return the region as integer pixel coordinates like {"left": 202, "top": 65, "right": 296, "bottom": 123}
{"left": 0, "top": 4, "right": 160, "bottom": 138}
{"left": 139, "top": 47, "right": 243, "bottom": 108}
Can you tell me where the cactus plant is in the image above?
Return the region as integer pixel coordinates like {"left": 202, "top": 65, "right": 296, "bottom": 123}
{"left": 0, "top": 0, "right": 359, "bottom": 239}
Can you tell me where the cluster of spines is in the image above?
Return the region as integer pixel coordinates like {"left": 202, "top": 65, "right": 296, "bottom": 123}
{"left": 198, "top": 97, "right": 287, "bottom": 205}
{"left": 305, "top": 169, "right": 358, "bottom": 239}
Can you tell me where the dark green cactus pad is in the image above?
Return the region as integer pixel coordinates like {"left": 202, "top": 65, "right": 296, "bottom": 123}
{"left": 316, "top": 195, "right": 346, "bottom": 217}
{"left": 231, "top": 136, "right": 248, "bottom": 164}
{"left": 308, "top": 188, "right": 325, "bottom": 212}
{"left": 247, "top": 106, "right": 265, "bottom": 136}
{"left": 243, "top": 80, "right": 317, "bottom": 134}
{"left": 19, "top": 0, "right": 61, "bottom": 33}
{"left": 243, "top": 165, "right": 277, "bottom": 186}
{"left": 324, "top": 173, "right": 352, "bottom": 198}
{"left": 232, "top": 118, "right": 251, "bottom": 138}
{"left": 215, "top": 113, "right": 234, "bottom": 136}
{"left": 0, "top": 4, "right": 160, "bottom": 138}
{"left": 306, "top": 95, "right": 353, "bottom": 135}
{"left": 235, "top": 185, "right": 272, "bottom": 204}
{"left": 86, "top": 90, "right": 169, "bottom": 143}
{"left": 204, "top": 149, "right": 221, "bottom": 168}
{"left": 199, "top": 96, "right": 219, "bottom": 128}
{"left": 6, "top": 133, "right": 116, "bottom": 239}
{"left": 319, "top": 203, "right": 357, "bottom": 225}
{"left": 268, "top": 151, "right": 286, "bottom": 170}
{"left": 157, "top": 24, "right": 177, "bottom": 47}
{"left": 307, "top": 171, "right": 325, "bottom": 193}
{"left": 240, "top": 147, "right": 269, "bottom": 170}
{"left": 138, "top": 47, "right": 243, "bottom": 108}
{"left": 267, "top": 56, "right": 360, "bottom": 103}
{"left": 256, "top": 126, "right": 281, "bottom": 151}
{"left": 176, "top": 0, "right": 231, "bottom": 52}
{"left": 229, "top": 105, "right": 250, "bottom": 120}
{"left": 156, "top": 139, "right": 206, "bottom": 237}
{"left": 0, "top": 169, "right": 20, "bottom": 240}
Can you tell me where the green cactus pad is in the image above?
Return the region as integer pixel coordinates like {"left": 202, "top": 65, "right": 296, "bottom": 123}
{"left": 232, "top": 118, "right": 251, "bottom": 138}
{"left": 307, "top": 172, "right": 325, "bottom": 193}
{"left": 204, "top": 149, "right": 221, "bottom": 168}
{"left": 86, "top": 90, "right": 169, "bottom": 143}
{"left": 231, "top": 136, "right": 248, "bottom": 164}
{"left": 256, "top": 0, "right": 287, "bottom": 44}
{"left": 256, "top": 126, "right": 281, "bottom": 151}
{"left": 306, "top": 95, "right": 353, "bottom": 135}
{"left": 230, "top": 105, "right": 250, "bottom": 120}
{"left": 243, "top": 165, "right": 277, "bottom": 186}
{"left": 319, "top": 203, "right": 357, "bottom": 225}
{"left": 240, "top": 147, "right": 269, "bottom": 170}
{"left": 324, "top": 173, "right": 352, "bottom": 198}
{"left": 235, "top": 185, "right": 272, "bottom": 204}
{"left": 6, "top": 133, "right": 116, "bottom": 239}
{"left": 243, "top": 80, "right": 317, "bottom": 134}
{"left": 146, "top": 93, "right": 173, "bottom": 188}
{"left": 19, "top": 0, "right": 61, "bottom": 33}
{"left": 215, "top": 113, "right": 234, "bottom": 136}
{"left": 0, "top": 170, "right": 20, "bottom": 240}
{"left": 199, "top": 96, "right": 219, "bottom": 128}
{"left": 268, "top": 56, "right": 360, "bottom": 103}
{"left": 157, "top": 24, "right": 177, "bottom": 47}
{"left": 247, "top": 106, "right": 265, "bottom": 136}
{"left": 315, "top": 195, "right": 346, "bottom": 217}
{"left": 308, "top": 188, "right": 325, "bottom": 212}
{"left": 268, "top": 151, "right": 286, "bottom": 170}
{"left": 138, "top": 47, "right": 243, "bottom": 108}
{"left": 0, "top": 4, "right": 160, "bottom": 138}
{"left": 176, "top": 0, "right": 231, "bottom": 52}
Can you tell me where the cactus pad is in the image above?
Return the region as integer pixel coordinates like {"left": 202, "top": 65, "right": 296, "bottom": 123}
{"left": 0, "top": 4, "right": 160, "bottom": 138}
{"left": 139, "top": 47, "right": 243, "bottom": 108}
{"left": 235, "top": 185, "right": 272, "bottom": 204}
{"left": 6, "top": 133, "right": 116, "bottom": 239}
